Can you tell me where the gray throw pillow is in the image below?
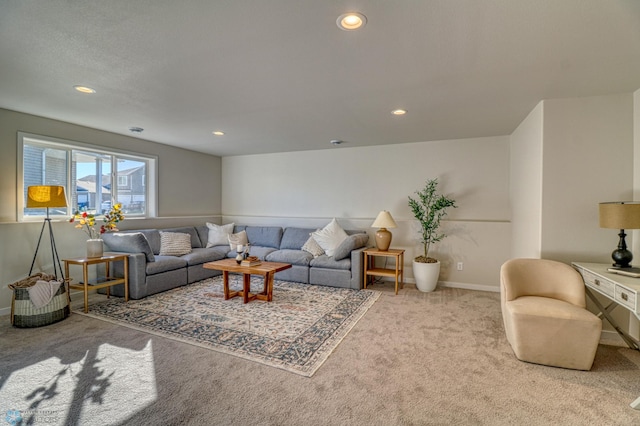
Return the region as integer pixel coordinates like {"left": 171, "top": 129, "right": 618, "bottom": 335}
{"left": 102, "top": 232, "right": 155, "bottom": 262}
{"left": 332, "top": 233, "right": 369, "bottom": 261}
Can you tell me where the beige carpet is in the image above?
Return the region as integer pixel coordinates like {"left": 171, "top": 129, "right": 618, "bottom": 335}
{"left": 1, "top": 281, "right": 639, "bottom": 425}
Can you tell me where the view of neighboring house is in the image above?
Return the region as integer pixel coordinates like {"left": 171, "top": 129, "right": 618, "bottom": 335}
{"left": 75, "top": 166, "right": 145, "bottom": 213}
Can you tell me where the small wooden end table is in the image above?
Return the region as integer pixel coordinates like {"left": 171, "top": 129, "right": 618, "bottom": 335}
{"left": 64, "top": 253, "right": 129, "bottom": 313}
{"left": 203, "top": 259, "right": 291, "bottom": 303}
{"left": 363, "top": 248, "right": 405, "bottom": 294}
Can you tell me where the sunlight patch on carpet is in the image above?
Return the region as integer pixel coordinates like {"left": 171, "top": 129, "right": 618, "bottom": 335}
{"left": 0, "top": 340, "right": 157, "bottom": 425}
{"left": 79, "top": 277, "right": 380, "bottom": 377}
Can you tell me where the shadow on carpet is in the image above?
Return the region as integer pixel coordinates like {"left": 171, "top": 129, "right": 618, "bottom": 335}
{"left": 78, "top": 276, "right": 380, "bottom": 377}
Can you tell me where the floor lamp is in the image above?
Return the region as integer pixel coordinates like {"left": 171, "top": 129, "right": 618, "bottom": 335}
{"left": 27, "top": 185, "right": 68, "bottom": 280}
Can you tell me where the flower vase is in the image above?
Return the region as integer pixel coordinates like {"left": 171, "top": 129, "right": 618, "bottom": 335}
{"left": 87, "top": 239, "right": 104, "bottom": 258}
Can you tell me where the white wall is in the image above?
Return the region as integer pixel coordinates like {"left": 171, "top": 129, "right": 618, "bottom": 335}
{"left": 0, "top": 109, "right": 223, "bottom": 314}
{"left": 222, "top": 136, "right": 512, "bottom": 290}
{"left": 510, "top": 101, "right": 543, "bottom": 258}
{"left": 541, "top": 94, "right": 634, "bottom": 263}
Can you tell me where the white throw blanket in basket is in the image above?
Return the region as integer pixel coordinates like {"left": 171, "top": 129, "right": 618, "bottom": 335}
{"left": 27, "top": 280, "right": 62, "bottom": 309}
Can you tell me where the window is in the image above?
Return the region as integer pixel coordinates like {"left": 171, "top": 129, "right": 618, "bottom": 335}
{"left": 18, "top": 133, "right": 157, "bottom": 220}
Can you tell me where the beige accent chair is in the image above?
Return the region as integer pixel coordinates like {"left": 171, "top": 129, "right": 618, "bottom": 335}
{"left": 500, "top": 258, "right": 602, "bottom": 370}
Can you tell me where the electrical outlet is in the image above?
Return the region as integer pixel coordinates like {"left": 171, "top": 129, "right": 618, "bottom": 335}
{"left": 457, "top": 262, "right": 463, "bottom": 271}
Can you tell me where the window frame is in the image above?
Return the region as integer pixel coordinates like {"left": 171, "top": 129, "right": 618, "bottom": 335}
{"left": 17, "top": 132, "right": 158, "bottom": 221}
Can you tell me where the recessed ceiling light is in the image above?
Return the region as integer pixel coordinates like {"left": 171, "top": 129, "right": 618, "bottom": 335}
{"left": 212, "top": 131, "right": 225, "bottom": 136}
{"left": 129, "top": 127, "right": 144, "bottom": 133}
{"left": 391, "top": 109, "right": 407, "bottom": 115}
{"left": 330, "top": 139, "right": 344, "bottom": 145}
{"left": 337, "top": 12, "right": 367, "bottom": 31}
{"left": 73, "top": 85, "right": 96, "bottom": 94}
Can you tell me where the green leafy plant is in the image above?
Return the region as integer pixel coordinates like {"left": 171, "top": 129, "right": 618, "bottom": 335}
{"left": 408, "top": 178, "right": 457, "bottom": 263}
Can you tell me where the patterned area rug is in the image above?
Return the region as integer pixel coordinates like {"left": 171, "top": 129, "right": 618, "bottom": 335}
{"left": 80, "top": 276, "right": 380, "bottom": 377}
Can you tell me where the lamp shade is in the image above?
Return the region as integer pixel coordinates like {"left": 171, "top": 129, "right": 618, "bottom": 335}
{"left": 599, "top": 202, "right": 640, "bottom": 229}
{"left": 371, "top": 210, "right": 397, "bottom": 229}
{"left": 27, "top": 185, "right": 68, "bottom": 208}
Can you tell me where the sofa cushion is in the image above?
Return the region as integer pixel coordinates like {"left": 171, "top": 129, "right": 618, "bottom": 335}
{"left": 332, "top": 233, "right": 369, "bottom": 261}
{"left": 181, "top": 247, "right": 228, "bottom": 266}
{"left": 164, "top": 226, "right": 202, "bottom": 248}
{"left": 146, "top": 256, "right": 188, "bottom": 275}
{"left": 266, "top": 249, "right": 313, "bottom": 266}
{"left": 159, "top": 232, "right": 192, "bottom": 256}
{"left": 280, "top": 227, "right": 317, "bottom": 250}
{"left": 302, "top": 236, "right": 325, "bottom": 258}
{"left": 245, "top": 226, "right": 283, "bottom": 249}
{"left": 228, "top": 230, "right": 249, "bottom": 250}
{"left": 206, "top": 223, "right": 234, "bottom": 248}
{"left": 102, "top": 232, "right": 155, "bottom": 262}
{"left": 310, "top": 255, "right": 351, "bottom": 271}
{"left": 312, "top": 219, "right": 348, "bottom": 257}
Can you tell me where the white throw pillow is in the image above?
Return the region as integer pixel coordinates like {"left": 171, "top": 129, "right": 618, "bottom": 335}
{"left": 159, "top": 232, "right": 192, "bottom": 256}
{"left": 312, "top": 218, "right": 348, "bottom": 257}
{"left": 206, "top": 222, "right": 234, "bottom": 248}
{"left": 302, "top": 235, "right": 325, "bottom": 258}
{"left": 228, "top": 230, "right": 249, "bottom": 251}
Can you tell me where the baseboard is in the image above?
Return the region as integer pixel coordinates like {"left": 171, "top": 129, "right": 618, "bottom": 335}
{"left": 379, "top": 277, "right": 500, "bottom": 293}
{"left": 438, "top": 280, "right": 500, "bottom": 293}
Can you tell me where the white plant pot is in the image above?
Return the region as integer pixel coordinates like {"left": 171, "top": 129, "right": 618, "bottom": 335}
{"left": 86, "top": 239, "right": 104, "bottom": 258}
{"left": 413, "top": 260, "right": 440, "bottom": 292}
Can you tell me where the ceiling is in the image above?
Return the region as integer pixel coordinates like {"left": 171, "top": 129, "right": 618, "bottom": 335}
{"left": 1, "top": 1, "right": 639, "bottom": 157}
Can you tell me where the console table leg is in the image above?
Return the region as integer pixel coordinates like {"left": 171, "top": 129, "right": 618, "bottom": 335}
{"left": 586, "top": 288, "right": 640, "bottom": 350}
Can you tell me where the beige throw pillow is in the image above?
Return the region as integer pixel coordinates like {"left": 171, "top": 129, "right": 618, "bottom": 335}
{"left": 159, "top": 232, "right": 192, "bottom": 256}
{"left": 228, "top": 230, "right": 249, "bottom": 251}
{"left": 302, "top": 235, "right": 325, "bottom": 258}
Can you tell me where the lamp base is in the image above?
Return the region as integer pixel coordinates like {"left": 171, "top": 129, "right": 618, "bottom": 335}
{"left": 612, "top": 229, "right": 633, "bottom": 268}
{"left": 612, "top": 249, "right": 633, "bottom": 268}
{"left": 375, "top": 228, "right": 392, "bottom": 251}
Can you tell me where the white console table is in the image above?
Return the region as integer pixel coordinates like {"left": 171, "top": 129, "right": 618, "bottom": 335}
{"left": 572, "top": 262, "right": 640, "bottom": 410}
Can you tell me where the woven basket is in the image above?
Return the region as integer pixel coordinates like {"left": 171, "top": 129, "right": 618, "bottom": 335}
{"left": 8, "top": 273, "right": 70, "bottom": 328}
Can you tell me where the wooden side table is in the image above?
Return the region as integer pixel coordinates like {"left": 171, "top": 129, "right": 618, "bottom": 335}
{"left": 64, "top": 253, "right": 129, "bottom": 313}
{"left": 363, "top": 248, "right": 405, "bottom": 294}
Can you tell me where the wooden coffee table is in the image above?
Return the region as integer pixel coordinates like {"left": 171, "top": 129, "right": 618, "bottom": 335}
{"left": 203, "top": 259, "right": 292, "bottom": 303}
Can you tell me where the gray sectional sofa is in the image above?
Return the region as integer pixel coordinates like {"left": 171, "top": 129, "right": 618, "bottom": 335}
{"left": 102, "top": 224, "right": 369, "bottom": 299}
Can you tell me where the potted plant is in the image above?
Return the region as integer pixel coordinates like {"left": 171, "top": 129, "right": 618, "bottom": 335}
{"left": 408, "top": 179, "right": 457, "bottom": 292}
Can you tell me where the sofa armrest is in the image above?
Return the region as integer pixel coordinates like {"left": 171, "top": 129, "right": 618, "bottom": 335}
{"left": 111, "top": 252, "right": 148, "bottom": 299}
{"left": 350, "top": 246, "right": 369, "bottom": 290}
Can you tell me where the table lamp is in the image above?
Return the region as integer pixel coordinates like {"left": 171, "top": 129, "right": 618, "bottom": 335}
{"left": 371, "top": 210, "right": 397, "bottom": 251}
{"left": 27, "top": 185, "right": 68, "bottom": 280}
{"left": 599, "top": 201, "right": 640, "bottom": 268}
